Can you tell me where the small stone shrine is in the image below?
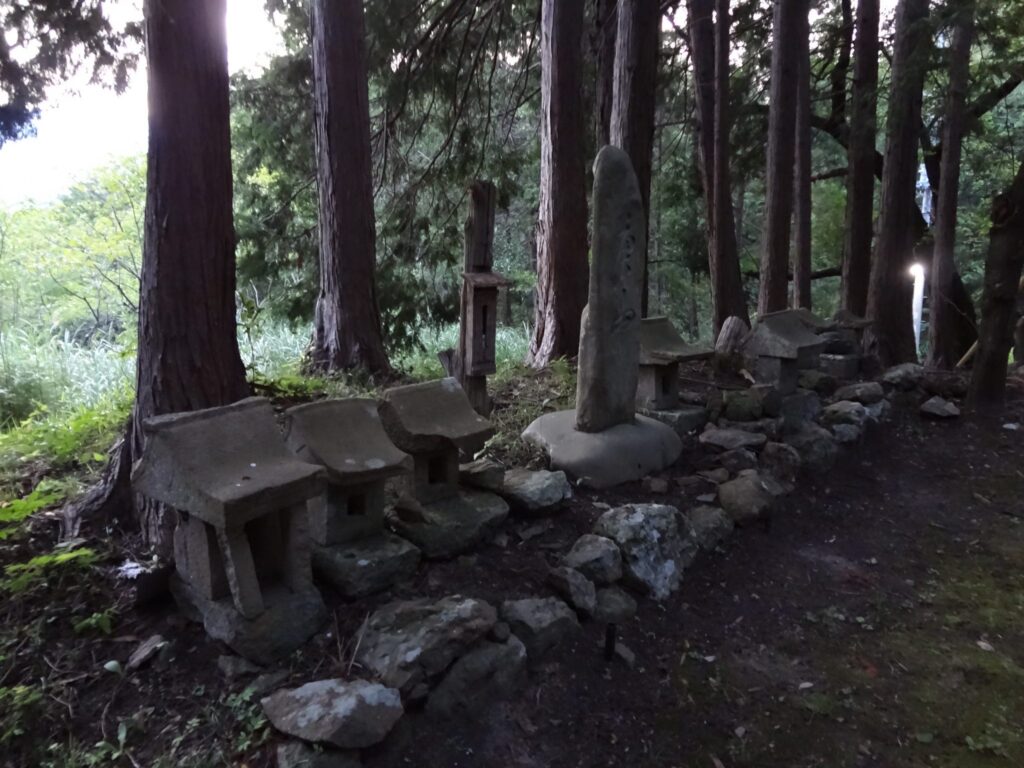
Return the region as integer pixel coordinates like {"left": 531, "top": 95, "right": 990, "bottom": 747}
{"left": 523, "top": 147, "right": 682, "bottom": 487}
{"left": 379, "top": 378, "right": 508, "bottom": 558}
{"left": 636, "top": 316, "right": 713, "bottom": 411}
{"left": 132, "top": 398, "right": 327, "bottom": 663}
{"left": 283, "top": 399, "right": 420, "bottom": 598}
{"left": 742, "top": 309, "right": 827, "bottom": 393}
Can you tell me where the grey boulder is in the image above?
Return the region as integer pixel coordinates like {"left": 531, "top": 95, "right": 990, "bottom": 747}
{"left": 426, "top": 636, "right": 527, "bottom": 718}
{"left": 562, "top": 534, "right": 623, "bottom": 584}
{"left": 717, "top": 472, "right": 775, "bottom": 523}
{"left": 546, "top": 567, "right": 597, "bottom": 617}
{"left": 920, "top": 396, "right": 961, "bottom": 419}
{"left": 594, "top": 586, "right": 638, "bottom": 624}
{"left": 500, "top": 597, "right": 580, "bottom": 658}
{"left": 698, "top": 427, "right": 768, "bottom": 453}
{"left": 500, "top": 468, "right": 572, "bottom": 515}
{"left": 784, "top": 424, "right": 839, "bottom": 472}
{"left": 833, "top": 381, "right": 885, "bottom": 405}
{"left": 685, "top": 505, "right": 734, "bottom": 550}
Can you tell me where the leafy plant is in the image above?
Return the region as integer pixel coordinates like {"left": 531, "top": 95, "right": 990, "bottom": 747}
{"left": 0, "top": 685, "right": 43, "bottom": 744}
{"left": 72, "top": 609, "right": 116, "bottom": 636}
{"left": 0, "top": 483, "right": 65, "bottom": 541}
{"left": 2, "top": 547, "right": 99, "bottom": 594}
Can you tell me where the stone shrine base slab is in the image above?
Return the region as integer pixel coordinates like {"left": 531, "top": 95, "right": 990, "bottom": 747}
{"left": 170, "top": 577, "right": 326, "bottom": 664}
{"left": 388, "top": 489, "right": 509, "bottom": 559}
{"left": 313, "top": 532, "right": 421, "bottom": 598}
{"left": 522, "top": 410, "right": 682, "bottom": 489}
{"left": 638, "top": 405, "right": 709, "bottom": 437}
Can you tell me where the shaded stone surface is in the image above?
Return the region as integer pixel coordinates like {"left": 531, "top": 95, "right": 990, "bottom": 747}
{"left": 784, "top": 424, "right": 839, "bottom": 472}
{"left": 170, "top": 577, "right": 325, "bottom": 665}
{"left": 717, "top": 473, "right": 774, "bottom": 523}
{"left": 522, "top": 410, "right": 682, "bottom": 489}
{"left": 881, "top": 363, "right": 925, "bottom": 391}
{"left": 261, "top": 678, "right": 402, "bottom": 749}
{"left": 717, "top": 448, "right": 758, "bottom": 474}
{"left": 760, "top": 442, "right": 801, "bottom": 486}
{"left": 638, "top": 405, "right": 709, "bottom": 437}
{"left": 379, "top": 378, "right": 494, "bottom": 455}
{"left": 313, "top": 533, "right": 420, "bottom": 598}
{"left": 698, "top": 427, "right": 768, "bottom": 453}
{"left": 743, "top": 310, "right": 827, "bottom": 368}
{"left": 458, "top": 458, "right": 504, "bottom": 491}
{"left": 576, "top": 146, "right": 647, "bottom": 433}
{"left": 500, "top": 468, "right": 572, "bottom": 515}
{"left": 819, "top": 353, "right": 860, "bottom": 380}
{"left": 821, "top": 400, "right": 869, "bottom": 427}
{"left": 920, "top": 396, "right": 961, "bottom": 419}
{"left": 685, "top": 505, "right": 735, "bottom": 550}
{"left": 594, "top": 586, "right": 638, "bottom": 624}
{"left": 779, "top": 389, "right": 821, "bottom": 433}
{"left": 388, "top": 489, "right": 508, "bottom": 559}
{"left": 593, "top": 504, "right": 696, "bottom": 599}
{"left": 356, "top": 596, "right": 497, "bottom": 696}
{"left": 562, "top": 534, "right": 623, "bottom": 584}
{"left": 798, "top": 369, "right": 838, "bottom": 395}
{"left": 546, "top": 567, "right": 597, "bottom": 617}
{"left": 834, "top": 381, "right": 885, "bottom": 405}
{"left": 500, "top": 597, "right": 580, "bottom": 658}
{"left": 722, "top": 389, "right": 764, "bottom": 422}
{"left": 638, "top": 316, "right": 713, "bottom": 365}
{"left": 425, "top": 636, "right": 527, "bottom": 718}
{"left": 832, "top": 423, "right": 863, "bottom": 443}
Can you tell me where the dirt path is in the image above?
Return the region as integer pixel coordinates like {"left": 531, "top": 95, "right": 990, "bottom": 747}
{"left": 368, "top": 400, "right": 1024, "bottom": 768}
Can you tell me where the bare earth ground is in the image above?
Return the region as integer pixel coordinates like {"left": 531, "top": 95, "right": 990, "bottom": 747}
{"left": 2, "top": 373, "right": 1023, "bottom": 768}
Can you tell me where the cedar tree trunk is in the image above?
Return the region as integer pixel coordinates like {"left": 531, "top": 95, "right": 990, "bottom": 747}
{"left": 793, "top": 0, "right": 813, "bottom": 310}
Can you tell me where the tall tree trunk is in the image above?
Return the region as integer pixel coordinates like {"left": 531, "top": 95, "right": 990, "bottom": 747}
{"left": 828, "top": 0, "right": 853, "bottom": 126}
{"left": 689, "top": 0, "right": 749, "bottom": 336}
{"left": 611, "top": 0, "right": 660, "bottom": 318}
{"left": 528, "top": 0, "right": 590, "bottom": 367}
{"left": 792, "top": 0, "right": 813, "bottom": 310}
{"left": 593, "top": 0, "right": 617, "bottom": 148}
{"left": 928, "top": 0, "right": 975, "bottom": 369}
{"left": 863, "top": 0, "right": 930, "bottom": 367}
{"left": 758, "top": 0, "right": 802, "bottom": 314}
{"left": 133, "top": 0, "right": 250, "bottom": 551}
{"left": 309, "top": 0, "right": 391, "bottom": 376}
{"left": 841, "top": 0, "right": 880, "bottom": 317}
{"left": 969, "top": 162, "right": 1024, "bottom": 407}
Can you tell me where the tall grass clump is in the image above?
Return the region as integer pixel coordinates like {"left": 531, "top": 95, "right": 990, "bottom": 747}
{"left": 395, "top": 323, "right": 530, "bottom": 381}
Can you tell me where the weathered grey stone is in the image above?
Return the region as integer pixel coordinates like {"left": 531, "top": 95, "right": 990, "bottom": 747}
{"left": 818, "top": 329, "right": 858, "bottom": 354}
{"left": 276, "top": 741, "right": 361, "bottom": 768}
{"left": 865, "top": 398, "right": 892, "bottom": 423}
{"left": 881, "top": 363, "right": 925, "bottom": 391}
{"left": 755, "top": 356, "right": 800, "bottom": 394}
{"left": 641, "top": 476, "right": 670, "bottom": 494}
{"left": 698, "top": 427, "right": 768, "bottom": 453}
{"left": 546, "top": 567, "right": 597, "bottom": 617}
{"left": 685, "top": 505, "right": 734, "bottom": 549}
{"left": 722, "top": 389, "right": 764, "bottom": 422}
{"left": 798, "top": 369, "right": 838, "bottom": 395}
{"left": 638, "top": 405, "right": 709, "bottom": 437}
{"left": 261, "top": 679, "right": 402, "bottom": 749}
{"left": 458, "top": 458, "right": 505, "bottom": 492}
{"left": 170, "top": 576, "right": 326, "bottom": 665}
{"left": 576, "top": 146, "right": 647, "bottom": 433}
{"left": 312, "top": 533, "right": 420, "bottom": 598}
{"left": 783, "top": 424, "right": 839, "bottom": 472}
{"left": 821, "top": 400, "right": 868, "bottom": 427}
{"left": 593, "top": 504, "right": 696, "bottom": 599}
{"left": 562, "top": 534, "right": 623, "bottom": 584}
{"left": 356, "top": 596, "right": 497, "bottom": 696}
{"left": 500, "top": 468, "right": 572, "bottom": 515}
{"left": 743, "top": 310, "right": 827, "bottom": 369}
{"left": 249, "top": 671, "right": 290, "bottom": 698}
{"left": 719, "top": 417, "right": 784, "bottom": 439}
{"left": 593, "top": 586, "right": 637, "bottom": 624}
{"left": 379, "top": 378, "right": 495, "bottom": 455}
{"left": 717, "top": 448, "right": 758, "bottom": 474}
{"left": 779, "top": 389, "right": 821, "bottom": 433}
{"left": 425, "top": 636, "right": 527, "bottom": 718}
{"left": 832, "top": 423, "right": 862, "bottom": 444}
{"left": 388, "top": 489, "right": 508, "bottom": 559}
{"left": 522, "top": 409, "right": 682, "bottom": 489}
{"left": 127, "top": 634, "right": 167, "bottom": 672}
{"left": 920, "top": 396, "right": 961, "bottom": 419}
{"left": 717, "top": 473, "right": 774, "bottom": 523}
{"left": 760, "top": 442, "right": 801, "bottom": 485}
{"left": 500, "top": 597, "right": 580, "bottom": 657}
{"left": 217, "top": 654, "right": 261, "bottom": 680}
{"left": 698, "top": 468, "right": 730, "bottom": 484}
{"left": 833, "top": 381, "right": 885, "bottom": 405}
{"left": 819, "top": 353, "right": 860, "bottom": 381}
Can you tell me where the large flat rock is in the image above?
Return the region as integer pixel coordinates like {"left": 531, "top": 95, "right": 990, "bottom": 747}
{"left": 312, "top": 532, "right": 420, "bottom": 598}
{"left": 522, "top": 410, "right": 682, "bottom": 489}
{"left": 388, "top": 489, "right": 508, "bottom": 559}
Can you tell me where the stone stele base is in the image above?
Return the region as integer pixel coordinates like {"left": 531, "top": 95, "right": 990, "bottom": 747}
{"left": 170, "top": 576, "right": 327, "bottom": 664}
{"left": 522, "top": 410, "right": 683, "bottom": 489}
{"left": 388, "top": 489, "right": 509, "bottom": 559}
{"left": 312, "top": 532, "right": 421, "bottom": 598}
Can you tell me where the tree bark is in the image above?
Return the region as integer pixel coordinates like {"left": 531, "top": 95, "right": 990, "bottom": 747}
{"left": 309, "top": 0, "right": 391, "bottom": 376}
{"left": 528, "top": 0, "right": 590, "bottom": 367}
{"left": 611, "top": 0, "right": 660, "bottom": 318}
{"left": 593, "top": 0, "right": 617, "bottom": 148}
{"left": 133, "top": 0, "right": 250, "bottom": 551}
{"left": 792, "top": 0, "right": 812, "bottom": 310}
{"left": 840, "top": 0, "right": 880, "bottom": 316}
{"left": 688, "top": 0, "right": 749, "bottom": 336}
{"left": 928, "top": 0, "right": 975, "bottom": 369}
{"left": 758, "top": 0, "right": 802, "bottom": 314}
{"left": 969, "top": 162, "right": 1024, "bottom": 407}
{"left": 862, "top": 0, "right": 930, "bottom": 367}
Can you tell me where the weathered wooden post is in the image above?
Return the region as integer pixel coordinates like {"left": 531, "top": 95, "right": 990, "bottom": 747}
{"left": 440, "top": 180, "right": 511, "bottom": 415}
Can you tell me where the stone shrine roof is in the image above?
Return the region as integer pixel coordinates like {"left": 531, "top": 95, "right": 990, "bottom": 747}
{"left": 379, "top": 378, "right": 495, "bottom": 455}
{"left": 638, "top": 316, "right": 713, "bottom": 366}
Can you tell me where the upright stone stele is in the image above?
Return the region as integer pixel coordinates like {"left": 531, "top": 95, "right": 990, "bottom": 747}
{"left": 576, "top": 147, "right": 646, "bottom": 432}
{"left": 132, "top": 397, "right": 327, "bottom": 663}
{"left": 523, "top": 147, "right": 682, "bottom": 488}
{"left": 283, "top": 399, "right": 420, "bottom": 598}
